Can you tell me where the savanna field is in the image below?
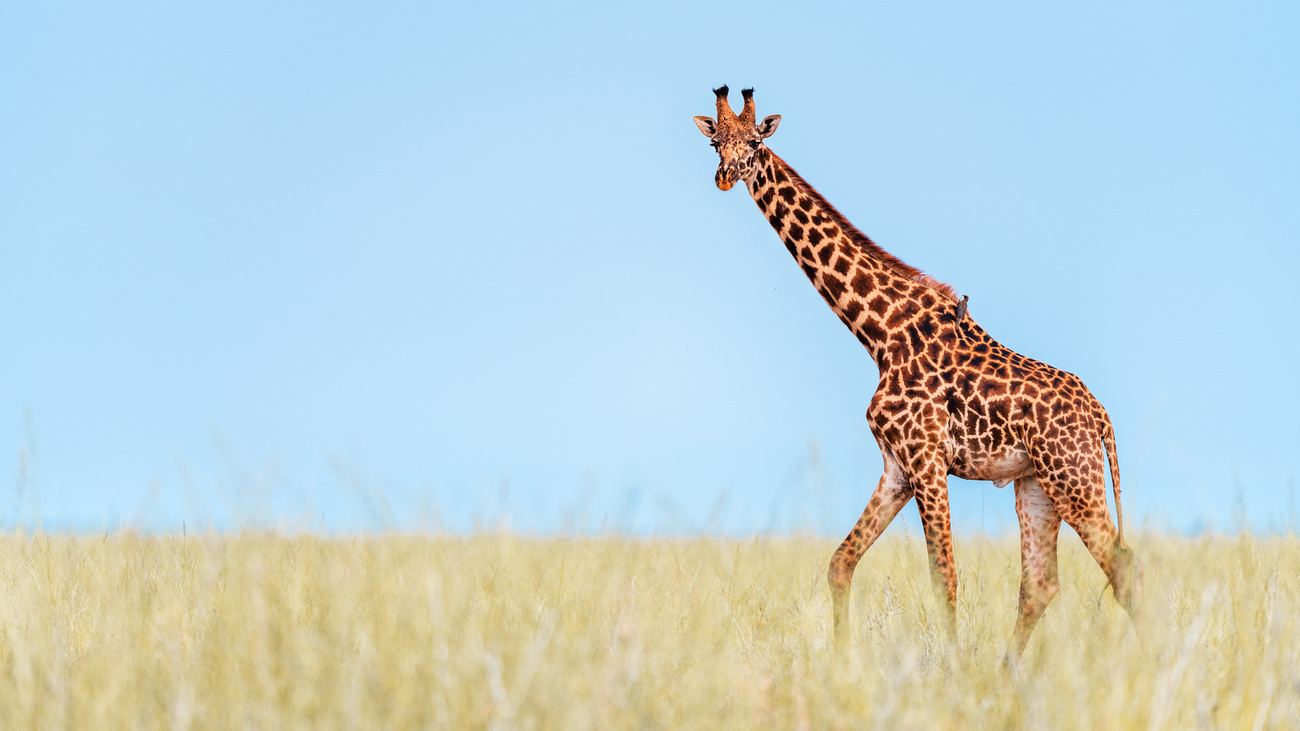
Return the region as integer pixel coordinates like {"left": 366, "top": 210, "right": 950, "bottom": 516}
{"left": 1, "top": 532, "right": 1297, "bottom": 729}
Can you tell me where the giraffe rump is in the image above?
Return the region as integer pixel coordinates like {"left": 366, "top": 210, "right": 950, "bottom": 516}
{"left": 767, "top": 151, "right": 960, "bottom": 304}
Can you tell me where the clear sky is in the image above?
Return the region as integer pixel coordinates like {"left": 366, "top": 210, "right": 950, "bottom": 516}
{"left": 2, "top": 1, "right": 1298, "bottom": 535}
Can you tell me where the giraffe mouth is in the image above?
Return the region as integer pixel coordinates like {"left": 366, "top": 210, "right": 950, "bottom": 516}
{"left": 715, "top": 167, "right": 737, "bottom": 191}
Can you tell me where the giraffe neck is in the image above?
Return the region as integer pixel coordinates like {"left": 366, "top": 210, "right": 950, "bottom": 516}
{"left": 745, "top": 148, "right": 959, "bottom": 367}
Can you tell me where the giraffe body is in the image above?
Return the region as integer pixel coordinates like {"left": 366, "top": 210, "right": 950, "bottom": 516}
{"left": 694, "top": 87, "right": 1140, "bottom": 659}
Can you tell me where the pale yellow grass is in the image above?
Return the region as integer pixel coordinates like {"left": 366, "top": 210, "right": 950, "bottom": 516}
{"left": 0, "top": 532, "right": 1297, "bottom": 728}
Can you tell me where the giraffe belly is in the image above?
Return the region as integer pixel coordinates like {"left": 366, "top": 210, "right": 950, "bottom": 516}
{"left": 949, "top": 446, "right": 1034, "bottom": 488}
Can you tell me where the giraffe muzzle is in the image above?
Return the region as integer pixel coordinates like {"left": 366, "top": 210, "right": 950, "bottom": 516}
{"left": 715, "top": 166, "right": 737, "bottom": 191}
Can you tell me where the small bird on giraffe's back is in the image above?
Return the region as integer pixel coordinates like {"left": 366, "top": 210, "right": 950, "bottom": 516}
{"left": 693, "top": 85, "right": 1141, "bottom": 662}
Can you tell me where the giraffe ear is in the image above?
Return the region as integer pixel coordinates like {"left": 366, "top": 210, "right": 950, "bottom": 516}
{"left": 756, "top": 114, "right": 781, "bottom": 139}
{"left": 693, "top": 116, "right": 717, "bottom": 137}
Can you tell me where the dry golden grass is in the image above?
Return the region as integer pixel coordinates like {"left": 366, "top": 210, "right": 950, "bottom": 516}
{"left": 0, "top": 531, "right": 1296, "bottom": 728}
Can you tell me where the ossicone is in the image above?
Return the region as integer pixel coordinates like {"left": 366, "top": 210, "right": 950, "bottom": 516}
{"left": 714, "top": 84, "right": 737, "bottom": 121}
{"left": 739, "top": 87, "right": 755, "bottom": 126}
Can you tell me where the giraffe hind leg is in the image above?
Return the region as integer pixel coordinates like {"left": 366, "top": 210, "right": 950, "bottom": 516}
{"left": 1031, "top": 441, "right": 1142, "bottom": 622}
{"left": 1008, "top": 475, "right": 1062, "bottom": 664}
{"left": 1070, "top": 515, "right": 1142, "bottom": 619}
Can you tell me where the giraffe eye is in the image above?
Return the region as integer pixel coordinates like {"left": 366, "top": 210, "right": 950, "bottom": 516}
{"left": 709, "top": 140, "right": 718, "bottom": 149}
{"left": 748, "top": 140, "right": 760, "bottom": 149}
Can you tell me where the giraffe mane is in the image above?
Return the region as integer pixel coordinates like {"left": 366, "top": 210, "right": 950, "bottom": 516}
{"left": 768, "top": 151, "right": 959, "bottom": 304}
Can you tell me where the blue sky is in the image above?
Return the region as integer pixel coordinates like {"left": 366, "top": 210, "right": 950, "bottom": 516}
{"left": 2, "top": 1, "right": 1297, "bottom": 535}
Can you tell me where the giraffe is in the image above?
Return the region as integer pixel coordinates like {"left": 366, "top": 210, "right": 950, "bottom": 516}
{"left": 693, "top": 86, "right": 1141, "bottom": 660}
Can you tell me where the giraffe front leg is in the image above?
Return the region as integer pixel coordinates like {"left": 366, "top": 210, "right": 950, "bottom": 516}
{"left": 1008, "top": 476, "right": 1062, "bottom": 665}
{"left": 913, "top": 467, "right": 958, "bottom": 641}
{"left": 829, "top": 454, "right": 912, "bottom": 649}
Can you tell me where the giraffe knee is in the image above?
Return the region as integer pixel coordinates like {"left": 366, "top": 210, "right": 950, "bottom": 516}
{"left": 828, "top": 549, "right": 858, "bottom": 596}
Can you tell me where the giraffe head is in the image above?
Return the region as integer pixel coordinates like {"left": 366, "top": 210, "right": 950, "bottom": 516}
{"left": 694, "top": 85, "right": 781, "bottom": 191}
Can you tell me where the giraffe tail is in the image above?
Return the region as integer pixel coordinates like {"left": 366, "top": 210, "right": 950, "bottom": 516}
{"left": 1100, "top": 415, "right": 1125, "bottom": 547}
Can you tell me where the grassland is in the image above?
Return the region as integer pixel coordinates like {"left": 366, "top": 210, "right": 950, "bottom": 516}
{"left": 0, "top": 531, "right": 1296, "bottom": 729}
